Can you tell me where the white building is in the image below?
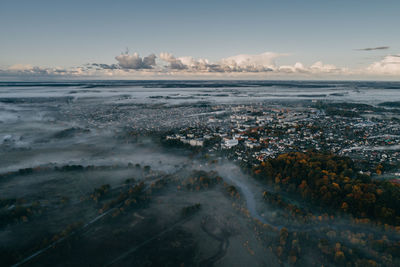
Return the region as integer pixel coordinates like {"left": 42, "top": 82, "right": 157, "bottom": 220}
{"left": 189, "top": 139, "right": 204, "bottom": 147}
{"left": 223, "top": 139, "right": 238, "bottom": 149}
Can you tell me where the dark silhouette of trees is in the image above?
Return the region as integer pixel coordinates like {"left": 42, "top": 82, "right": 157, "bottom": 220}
{"left": 253, "top": 151, "right": 400, "bottom": 226}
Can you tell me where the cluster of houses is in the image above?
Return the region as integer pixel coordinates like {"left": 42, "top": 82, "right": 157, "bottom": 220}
{"left": 163, "top": 104, "right": 400, "bottom": 177}
{"left": 165, "top": 133, "right": 209, "bottom": 147}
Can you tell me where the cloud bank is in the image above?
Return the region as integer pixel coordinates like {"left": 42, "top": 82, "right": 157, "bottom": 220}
{"left": 155, "top": 52, "right": 347, "bottom": 76}
{"left": 158, "top": 52, "right": 281, "bottom": 72}
{"left": 1, "top": 51, "right": 399, "bottom": 80}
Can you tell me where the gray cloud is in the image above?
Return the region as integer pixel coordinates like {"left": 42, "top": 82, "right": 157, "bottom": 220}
{"left": 159, "top": 53, "right": 187, "bottom": 70}
{"left": 357, "top": 46, "right": 389, "bottom": 51}
{"left": 115, "top": 53, "right": 157, "bottom": 69}
{"left": 92, "top": 63, "right": 120, "bottom": 70}
{"left": 142, "top": 54, "right": 157, "bottom": 68}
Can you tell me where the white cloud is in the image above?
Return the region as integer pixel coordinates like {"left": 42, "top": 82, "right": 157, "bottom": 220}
{"left": 366, "top": 55, "right": 400, "bottom": 76}
{"left": 278, "top": 62, "right": 307, "bottom": 73}
{"left": 159, "top": 52, "right": 187, "bottom": 70}
{"left": 310, "top": 61, "right": 343, "bottom": 74}
{"left": 219, "top": 52, "right": 281, "bottom": 72}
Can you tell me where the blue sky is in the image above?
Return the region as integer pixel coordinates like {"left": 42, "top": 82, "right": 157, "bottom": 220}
{"left": 1, "top": 0, "right": 399, "bottom": 79}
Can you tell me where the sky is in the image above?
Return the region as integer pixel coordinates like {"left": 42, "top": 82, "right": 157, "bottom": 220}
{"left": 0, "top": 0, "right": 399, "bottom": 80}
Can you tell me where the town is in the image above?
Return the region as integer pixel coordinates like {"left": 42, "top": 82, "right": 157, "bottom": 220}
{"left": 163, "top": 102, "right": 400, "bottom": 180}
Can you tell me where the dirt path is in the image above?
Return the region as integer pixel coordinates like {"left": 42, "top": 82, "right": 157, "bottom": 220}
{"left": 199, "top": 217, "right": 230, "bottom": 267}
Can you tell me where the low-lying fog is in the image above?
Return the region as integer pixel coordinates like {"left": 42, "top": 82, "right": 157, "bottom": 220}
{"left": 1, "top": 81, "right": 400, "bottom": 266}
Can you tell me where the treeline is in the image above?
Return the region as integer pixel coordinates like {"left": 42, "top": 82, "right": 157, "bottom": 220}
{"left": 178, "top": 170, "right": 223, "bottom": 191}
{"left": 326, "top": 108, "right": 360, "bottom": 117}
{"left": 253, "top": 151, "right": 400, "bottom": 226}
{"left": 0, "top": 198, "right": 42, "bottom": 227}
{"left": 0, "top": 164, "right": 148, "bottom": 180}
{"left": 378, "top": 101, "right": 400, "bottom": 108}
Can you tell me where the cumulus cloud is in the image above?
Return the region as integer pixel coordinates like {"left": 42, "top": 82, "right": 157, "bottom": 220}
{"left": 366, "top": 54, "right": 400, "bottom": 75}
{"left": 276, "top": 61, "right": 346, "bottom": 76}
{"left": 159, "top": 52, "right": 282, "bottom": 72}
{"left": 219, "top": 52, "right": 281, "bottom": 72}
{"left": 357, "top": 46, "right": 389, "bottom": 51}
{"left": 115, "top": 52, "right": 156, "bottom": 69}
{"left": 278, "top": 62, "right": 308, "bottom": 73}
{"left": 3, "top": 50, "right": 400, "bottom": 79}
{"left": 159, "top": 52, "right": 187, "bottom": 70}
{"left": 310, "top": 61, "right": 342, "bottom": 73}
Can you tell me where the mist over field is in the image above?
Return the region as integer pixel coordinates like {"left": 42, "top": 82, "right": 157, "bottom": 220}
{"left": 1, "top": 81, "right": 400, "bottom": 266}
